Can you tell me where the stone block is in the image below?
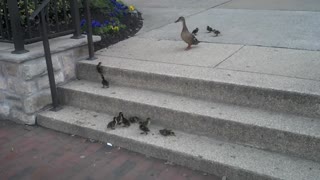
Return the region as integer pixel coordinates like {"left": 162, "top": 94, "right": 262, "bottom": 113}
{"left": 4, "top": 62, "right": 19, "bottom": 76}
{"left": 60, "top": 55, "right": 76, "bottom": 81}
{"left": 37, "top": 71, "right": 65, "bottom": 90}
{"left": 23, "top": 90, "right": 52, "bottom": 114}
{"left": 0, "top": 103, "right": 10, "bottom": 118}
{"left": 7, "top": 78, "right": 37, "bottom": 96}
{"left": 0, "top": 77, "right": 7, "bottom": 90}
{"left": 21, "top": 59, "right": 47, "bottom": 80}
{"left": 11, "top": 108, "right": 36, "bottom": 125}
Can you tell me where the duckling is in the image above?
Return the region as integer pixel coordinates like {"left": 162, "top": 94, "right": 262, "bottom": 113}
{"left": 101, "top": 74, "right": 109, "bottom": 88}
{"left": 116, "top": 112, "right": 124, "bottom": 125}
{"left": 192, "top": 28, "right": 199, "bottom": 36}
{"left": 213, "top": 29, "right": 221, "bottom": 36}
{"left": 120, "top": 113, "right": 130, "bottom": 127}
{"left": 107, "top": 117, "right": 117, "bottom": 130}
{"left": 207, "top": 26, "right": 213, "bottom": 33}
{"left": 139, "top": 124, "right": 150, "bottom": 135}
{"left": 139, "top": 117, "right": 151, "bottom": 126}
{"left": 159, "top": 129, "right": 175, "bottom": 136}
{"left": 96, "top": 62, "right": 103, "bottom": 74}
{"left": 139, "top": 117, "right": 151, "bottom": 134}
{"left": 128, "top": 116, "right": 140, "bottom": 123}
{"left": 175, "top": 16, "right": 200, "bottom": 50}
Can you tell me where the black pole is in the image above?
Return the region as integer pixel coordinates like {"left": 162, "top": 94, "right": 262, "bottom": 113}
{"left": 84, "top": 0, "right": 96, "bottom": 60}
{"left": 40, "top": 9, "right": 60, "bottom": 111}
{"left": 7, "top": 0, "right": 28, "bottom": 54}
{"left": 70, "top": 0, "right": 84, "bottom": 39}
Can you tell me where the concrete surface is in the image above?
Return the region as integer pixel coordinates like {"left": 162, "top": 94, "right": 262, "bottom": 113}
{"left": 218, "top": 0, "right": 320, "bottom": 11}
{"left": 0, "top": 120, "right": 219, "bottom": 180}
{"left": 217, "top": 46, "right": 320, "bottom": 80}
{"left": 78, "top": 56, "right": 320, "bottom": 119}
{"left": 140, "top": 9, "right": 320, "bottom": 51}
{"left": 59, "top": 80, "right": 320, "bottom": 162}
{"left": 37, "top": 106, "right": 320, "bottom": 180}
{"left": 98, "top": 37, "right": 243, "bottom": 67}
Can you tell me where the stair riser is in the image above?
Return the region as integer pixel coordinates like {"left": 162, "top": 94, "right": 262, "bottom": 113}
{"left": 77, "top": 63, "right": 320, "bottom": 119}
{"left": 58, "top": 87, "right": 320, "bottom": 162}
{"left": 37, "top": 115, "right": 274, "bottom": 180}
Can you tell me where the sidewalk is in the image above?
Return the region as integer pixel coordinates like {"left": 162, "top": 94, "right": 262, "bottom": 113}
{"left": 0, "top": 120, "right": 219, "bottom": 180}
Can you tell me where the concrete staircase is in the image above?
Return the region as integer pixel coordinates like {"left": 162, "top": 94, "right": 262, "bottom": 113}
{"left": 37, "top": 41, "right": 320, "bottom": 180}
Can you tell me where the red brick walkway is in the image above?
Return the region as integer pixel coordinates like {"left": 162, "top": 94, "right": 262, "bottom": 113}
{"left": 0, "top": 120, "right": 220, "bottom": 180}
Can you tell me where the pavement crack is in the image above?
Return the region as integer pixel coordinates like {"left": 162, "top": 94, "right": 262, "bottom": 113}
{"left": 212, "top": 45, "right": 245, "bottom": 69}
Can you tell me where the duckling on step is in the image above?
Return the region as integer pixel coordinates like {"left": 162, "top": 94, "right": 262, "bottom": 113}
{"left": 116, "top": 112, "right": 124, "bottom": 125}
{"left": 159, "top": 129, "right": 175, "bottom": 136}
{"left": 192, "top": 28, "right": 198, "bottom": 36}
{"left": 101, "top": 74, "right": 109, "bottom": 88}
{"left": 96, "top": 62, "right": 103, "bottom": 74}
{"left": 139, "top": 118, "right": 151, "bottom": 135}
{"left": 129, "top": 116, "right": 140, "bottom": 123}
{"left": 120, "top": 113, "right": 130, "bottom": 127}
{"left": 175, "top": 16, "right": 200, "bottom": 50}
{"left": 107, "top": 117, "right": 117, "bottom": 130}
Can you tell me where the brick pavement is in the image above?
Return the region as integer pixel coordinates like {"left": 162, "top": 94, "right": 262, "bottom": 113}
{"left": 0, "top": 120, "right": 220, "bottom": 180}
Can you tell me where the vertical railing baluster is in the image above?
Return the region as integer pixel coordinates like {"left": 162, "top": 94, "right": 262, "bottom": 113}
{"left": 53, "top": 0, "right": 59, "bottom": 32}
{"left": 4, "top": 0, "right": 11, "bottom": 39}
{"left": 62, "top": 0, "right": 67, "bottom": 30}
{"left": 84, "top": 0, "right": 95, "bottom": 60}
{"left": 70, "top": 0, "right": 82, "bottom": 39}
{"left": 0, "top": 1, "right": 4, "bottom": 38}
{"left": 7, "top": 0, "right": 28, "bottom": 53}
{"left": 24, "top": 0, "right": 32, "bottom": 39}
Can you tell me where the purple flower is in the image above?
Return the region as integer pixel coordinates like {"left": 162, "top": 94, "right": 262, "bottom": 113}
{"left": 80, "top": 19, "right": 86, "bottom": 27}
{"left": 92, "top": 20, "right": 101, "bottom": 28}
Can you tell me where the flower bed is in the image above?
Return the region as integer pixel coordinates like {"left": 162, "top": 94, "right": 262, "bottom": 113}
{"left": 80, "top": 0, "right": 143, "bottom": 50}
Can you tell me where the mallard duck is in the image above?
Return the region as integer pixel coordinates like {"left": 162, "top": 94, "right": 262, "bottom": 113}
{"left": 107, "top": 117, "right": 117, "bottom": 130}
{"left": 159, "top": 129, "right": 175, "bottom": 136}
{"left": 101, "top": 74, "right": 109, "bottom": 88}
{"left": 96, "top": 62, "right": 103, "bottom": 74}
{"left": 192, "top": 28, "right": 198, "bottom": 35}
{"left": 175, "top": 16, "right": 200, "bottom": 50}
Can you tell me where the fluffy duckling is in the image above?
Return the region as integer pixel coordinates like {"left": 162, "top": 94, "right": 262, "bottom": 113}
{"left": 101, "top": 74, "right": 109, "bottom": 88}
{"left": 107, "top": 117, "right": 117, "bottom": 130}
{"left": 139, "top": 117, "right": 151, "bottom": 126}
{"left": 175, "top": 16, "right": 200, "bottom": 50}
{"left": 129, "top": 116, "right": 140, "bottom": 123}
{"left": 139, "top": 118, "right": 151, "bottom": 135}
{"left": 192, "top": 27, "right": 199, "bottom": 36}
{"left": 207, "top": 26, "right": 213, "bottom": 32}
{"left": 159, "top": 129, "right": 175, "bottom": 136}
{"left": 116, "top": 112, "right": 124, "bottom": 125}
{"left": 121, "top": 113, "right": 131, "bottom": 127}
{"left": 213, "top": 29, "right": 221, "bottom": 36}
{"left": 96, "top": 62, "right": 103, "bottom": 74}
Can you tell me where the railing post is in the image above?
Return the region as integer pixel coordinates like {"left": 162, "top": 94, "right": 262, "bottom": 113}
{"left": 39, "top": 9, "right": 60, "bottom": 111}
{"left": 7, "top": 0, "right": 28, "bottom": 54}
{"left": 70, "top": 0, "right": 84, "bottom": 39}
{"left": 84, "top": 0, "right": 96, "bottom": 60}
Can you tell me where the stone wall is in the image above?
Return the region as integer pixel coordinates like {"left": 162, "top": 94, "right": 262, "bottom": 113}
{"left": 0, "top": 35, "right": 100, "bottom": 124}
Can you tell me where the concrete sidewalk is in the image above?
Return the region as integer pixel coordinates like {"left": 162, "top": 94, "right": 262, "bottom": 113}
{"left": 118, "top": 0, "right": 320, "bottom": 94}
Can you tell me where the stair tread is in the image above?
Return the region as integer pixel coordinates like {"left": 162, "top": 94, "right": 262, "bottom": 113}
{"left": 81, "top": 55, "right": 320, "bottom": 97}
{"left": 62, "top": 80, "right": 320, "bottom": 139}
{"left": 38, "top": 105, "right": 320, "bottom": 180}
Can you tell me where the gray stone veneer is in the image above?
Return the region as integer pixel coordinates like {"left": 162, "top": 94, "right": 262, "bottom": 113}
{"left": 0, "top": 35, "right": 100, "bottom": 124}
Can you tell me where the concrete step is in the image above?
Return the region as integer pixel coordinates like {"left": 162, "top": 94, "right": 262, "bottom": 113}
{"left": 37, "top": 106, "right": 320, "bottom": 180}
{"left": 58, "top": 80, "right": 320, "bottom": 162}
{"left": 77, "top": 57, "right": 320, "bottom": 119}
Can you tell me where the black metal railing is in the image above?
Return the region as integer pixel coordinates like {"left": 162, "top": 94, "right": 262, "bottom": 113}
{"left": 1, "top": 0, "right": 95, "bottom": 111}
{"left": 1, "top": 0, "right": 84, "bottom": 53}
